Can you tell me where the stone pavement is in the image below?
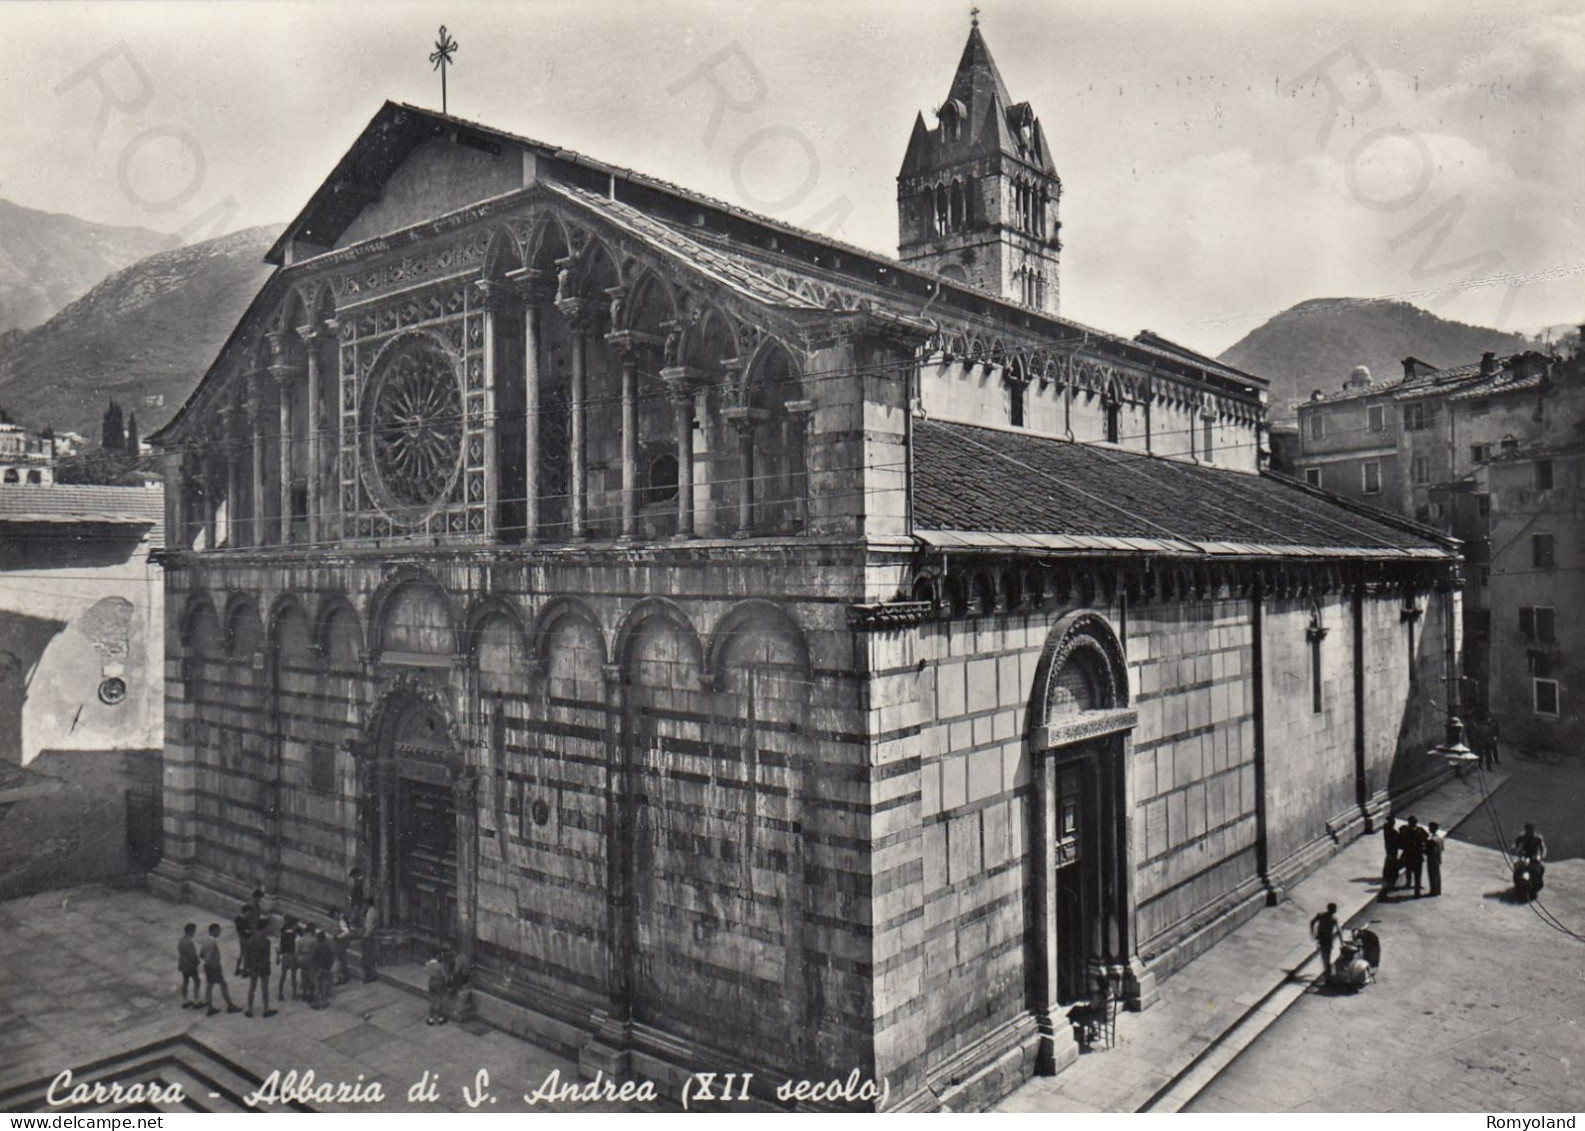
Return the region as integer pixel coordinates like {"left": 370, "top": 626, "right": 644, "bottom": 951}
{"left": 1185, "top": 755, "right": 1585, "bottom": 1113}
{"left": 0, "top": 885, "right": 664, "bottom": 1113}
{"left": 998, "top": 768, "right": 1506, "bottom": 1113}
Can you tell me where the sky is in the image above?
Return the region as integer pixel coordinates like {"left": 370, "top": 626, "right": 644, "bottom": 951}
{"left": 1, "top": 0, "right": 1581, "bottom": 354}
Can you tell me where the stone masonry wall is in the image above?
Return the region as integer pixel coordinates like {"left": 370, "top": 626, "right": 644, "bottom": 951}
{"left": 160, "top": 546, "right": 874, "bottom": 1089}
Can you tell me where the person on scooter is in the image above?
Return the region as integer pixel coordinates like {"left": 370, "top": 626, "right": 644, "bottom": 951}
{"left": 1513, "top": 823, "right": 1547, "bottom": 894}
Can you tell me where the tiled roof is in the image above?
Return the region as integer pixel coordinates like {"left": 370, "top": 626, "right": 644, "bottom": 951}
{"left": 545, "top": 183, "right": 827, "bottom": 312}
{"left": 0, "top": 484, "right": 164, "bottom": 544}
{"left": 1447, "top": 372, "right": 1546, "bottom": 400}
{"left": 912, "top": 419, "right": 1451, "bottom": 559}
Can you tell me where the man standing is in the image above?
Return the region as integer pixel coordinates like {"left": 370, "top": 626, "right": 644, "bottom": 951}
{"left": 1400, "top": 816, "right": 1429, "bottom": 897}
{"left": 347, "top": 868, "right": 366, "bottom": 918}
{"left": 243, "top": 923, "right": 276, "bottom": 1018}
{"left": 1426, "top": 821, "right": 1445, "bottom": 897}
{"left": 1484, "top": 713, "right": 1503, "bottom": 768}
{"left": 310, "top": 930, "right": 336, "bottom": 1010}
{"left": 1310, "top": 902, "right": 1342, "bottom": 980}
{"left": 1382, "top": 816, "right": 1402, "bottom": 892}
{"left": 199, "top": 924, "right": 242, "bottom": 1016}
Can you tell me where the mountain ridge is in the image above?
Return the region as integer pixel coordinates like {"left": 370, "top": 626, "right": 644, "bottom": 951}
{"left": 0, "top": 199, "right": 175, "bottom": 337}
{"left": 1218, "top": 298, "right": 1533, "bottom": 419}
{"left": 0, "top": 224, "right": 277, "bottom": 438}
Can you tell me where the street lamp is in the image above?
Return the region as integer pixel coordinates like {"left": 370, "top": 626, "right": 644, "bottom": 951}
{"left": 1429, "top": 714, "right": 1477, "bottom": 765}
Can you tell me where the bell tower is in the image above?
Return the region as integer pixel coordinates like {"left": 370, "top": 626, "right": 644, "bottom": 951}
{"left": 898, "top": 13, "right": 1063, "bottom": 314}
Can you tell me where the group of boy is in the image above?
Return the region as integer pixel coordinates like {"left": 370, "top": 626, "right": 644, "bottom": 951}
{"left": 177, "top": 869, "right": 379, "bottom": 1018}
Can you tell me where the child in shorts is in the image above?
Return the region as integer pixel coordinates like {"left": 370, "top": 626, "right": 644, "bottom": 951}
{"left": 277, "top": 914, "right": 301, "bottom": 1002}
{"left": 178, "top": 923, "right": 201, "bottom": 1008}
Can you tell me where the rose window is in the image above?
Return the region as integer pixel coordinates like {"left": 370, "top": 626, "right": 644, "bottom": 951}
{"left": 367, "top": 338, "right": 463, "bottom": 512}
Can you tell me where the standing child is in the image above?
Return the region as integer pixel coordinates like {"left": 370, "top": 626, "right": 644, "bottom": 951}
{"left": 425, "top": 947, "right": 448, "bottom": 1026}
{"left": 233, "top": 903, "right": 256, "bottom": 977}
{"left": 177, "top": 923, "right": 201, "bottom": 1009}
{"left": 277, "top": 915, "right": 301, "bottom": 1002}
{"left": 199, "top": 923, "right": 242, "bottom": 1016}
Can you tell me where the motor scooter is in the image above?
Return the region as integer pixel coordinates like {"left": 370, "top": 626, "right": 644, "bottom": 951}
{"left": 1328, "top": 922, "right": 1381, "bottom": 992}
{"left": 1513, "top": 857, "right": 1545, "bottom": 902}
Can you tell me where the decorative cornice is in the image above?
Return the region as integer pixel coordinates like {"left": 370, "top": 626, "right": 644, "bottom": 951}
{"left": 847, "top": 600, "right": 935, "bottom": 630}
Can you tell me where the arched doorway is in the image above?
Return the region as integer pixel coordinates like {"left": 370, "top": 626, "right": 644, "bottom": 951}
{"left": 391, "top": 702, "right": 460, "bottom": 943}
{"left": 1028, "top": 612, "right": 1154, "bottom": 1057}
{"left": 363, "top": 694, "right": 468, "bottom": 951}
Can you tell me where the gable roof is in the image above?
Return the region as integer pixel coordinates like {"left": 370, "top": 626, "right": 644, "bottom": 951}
{"left": 912, "top": 419, "right": 1453, "bottom": 560}
{"left": 232, "top": 101, "right": 1263, "bottom": 398}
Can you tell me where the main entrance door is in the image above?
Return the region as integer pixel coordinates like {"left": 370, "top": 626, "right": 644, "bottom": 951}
{"left": 396, "top": 777, "right": 458, "bottom": 944}
{"left": 380, "top": 700, "right": 462, "bottom": 948}
{"left": 1052, "top": 760, "right": 1093, "bottom": 1004}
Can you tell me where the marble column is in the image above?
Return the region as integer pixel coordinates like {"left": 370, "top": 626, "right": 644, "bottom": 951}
{"left": 301, "top": 326, "right": 325, "bottom": 545}
{"left": 558, "top": 299, "right": 589, "bottom": 539}
{"left": 722, "top": 403, "right": 768, "bottom": 538}
{"left": 660, "top": 367, "right": 697, "bottom": 538}
{"left": 266, "top": 330, "right": 299, "bottom": 545}
{"left": 784, "top": 398, "right": 815, "bottom": 534}
{"left": 278, "top": 380, "right": 292, "bottom": 544}
{"left": 619, "top": 347, "right": 638, "bottom": 538}
{"left": 220, "top": 406, "right": 242, "bottom": 548}
{"left": 247, "top": 372, "right": 267, "bottom": 547}
{"left": 505, "top": 270, "right": 546, "bottom": 543}
{"left": 475, "top": 281, "right": 511, "bottom": 543}
{"left": 523, "top": 299, "right": 541, "bottom": 541}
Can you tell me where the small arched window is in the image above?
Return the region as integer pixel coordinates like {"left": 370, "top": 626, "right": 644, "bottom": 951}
{"left": 646, "top": 452, "right": 679, "bottom": 504}
{"left": 1049, "top": 647, "right": 1114, "bottom": 718}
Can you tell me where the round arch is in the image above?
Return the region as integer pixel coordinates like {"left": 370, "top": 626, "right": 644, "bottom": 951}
{"left": 1026, "top": 611, "right": 1132, "bottom": 745}
{"left": 530, "top": 596, "right": 608, "bottom": 672}
{"left": 313, "top": 593, "right": 365, "bottom": 659}
{"left": 463, "top": 595, "right": 530, "bottom": 660}
{"left": 366, "top": 568, "right": 461, "bottom": 660}
{"left": 222, "top": 594, "right": 264, "bottom": 658}
{"left": 613, "top": 597, "right": 704, "bottom": 676}
{"left": 703, "top": 599, "right": 812, "bottom": 689}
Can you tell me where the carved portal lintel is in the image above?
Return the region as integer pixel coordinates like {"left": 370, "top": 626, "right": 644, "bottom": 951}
{"left": 1031, "top": 707, "right": 1138, "bottom": 752}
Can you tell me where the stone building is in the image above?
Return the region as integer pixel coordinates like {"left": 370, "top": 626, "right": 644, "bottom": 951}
{"left": 0, "top": 421, "right": 55, "bottom": 486}
{"left": 1296, "top": 340, "right": 1584, "bottom": 753}
{"left": 149, "top": 25, "right": 1460, "bottom": 1110}
{"left": 0, "top": 484, "right": 165, "bottom": 897}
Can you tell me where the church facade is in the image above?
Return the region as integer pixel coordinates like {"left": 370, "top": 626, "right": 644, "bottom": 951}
{"left": 149, "top": 26, "right": 1461, "bottom": 1110}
